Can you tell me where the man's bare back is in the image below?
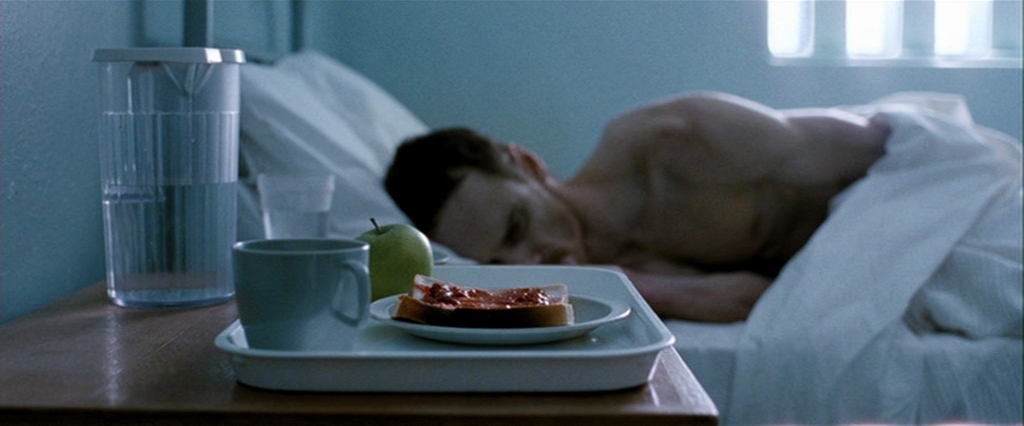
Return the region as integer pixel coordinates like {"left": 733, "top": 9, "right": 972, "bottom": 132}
{"left": 561, "top": 93, "right": 889, "bottom": 278}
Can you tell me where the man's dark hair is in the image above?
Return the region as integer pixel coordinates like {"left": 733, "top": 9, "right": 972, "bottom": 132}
{"left": 385, "top": 127, "right": 517, "bottom": 234}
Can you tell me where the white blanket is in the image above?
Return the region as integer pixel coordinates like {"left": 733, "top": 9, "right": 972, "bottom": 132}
{"left": 675, "top": 93, "right": 1023, "bottom": 424}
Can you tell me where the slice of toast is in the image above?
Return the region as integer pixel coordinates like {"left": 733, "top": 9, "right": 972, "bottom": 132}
{"left": 392, "top": 275, "right": 574, "bottom": 328}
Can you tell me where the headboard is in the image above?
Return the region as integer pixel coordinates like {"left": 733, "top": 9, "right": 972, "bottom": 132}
{"left": 150, "top": 0, "right": 304, "bottom": 61}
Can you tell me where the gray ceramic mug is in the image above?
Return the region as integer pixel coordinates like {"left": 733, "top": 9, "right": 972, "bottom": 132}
{"left": 232, "top": 238, "right": 370, "bottom": 351}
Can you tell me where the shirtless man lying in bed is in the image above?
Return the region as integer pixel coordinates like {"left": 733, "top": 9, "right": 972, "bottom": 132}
{"left": 384, "top": 92, "right": 891, "bottom": 322}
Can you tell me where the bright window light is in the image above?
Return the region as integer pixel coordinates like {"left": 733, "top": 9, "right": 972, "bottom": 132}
{"left": 846, "top": 0, "right": 904, "bottom": 58}
{"left": 935, "top": 0, "right": 993, "bottom": 57}
{"left": 768, "top": 0, "right": 815, "bottom": 57}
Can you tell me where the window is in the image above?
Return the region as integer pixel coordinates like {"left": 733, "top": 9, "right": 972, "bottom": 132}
{"left": 768, "top": 0, "right": 1023, "bottom": 67}
{"left": 934, "top": 0, "right": 993, "bottom": 56}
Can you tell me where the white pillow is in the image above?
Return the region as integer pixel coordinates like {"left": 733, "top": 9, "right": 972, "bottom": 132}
{"left": 237, "top": 50, "right": 427, "bottom": 240}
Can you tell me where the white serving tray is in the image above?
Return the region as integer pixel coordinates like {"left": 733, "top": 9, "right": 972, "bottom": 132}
{"left": 215, "top": 265, "right": 676, "bottom": 392}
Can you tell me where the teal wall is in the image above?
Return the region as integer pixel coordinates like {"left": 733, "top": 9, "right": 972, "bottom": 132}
{"left": 308, "top": 0, "right": 1022, "bottom": 178}
{"left": 1, "top": 0, "right": 1021, "bottom": 322}
{"left": 0, "top": 0, "right": 137, "bottom": 322}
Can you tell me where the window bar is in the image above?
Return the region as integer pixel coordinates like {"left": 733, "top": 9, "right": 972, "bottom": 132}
{"left": 992, "top": 0, "right": 1023, "bottom": 58}
{"left": 814, "top": 0, "right": 847, "bottom": 58}
{"left": 902, "top": 0, "right": 936, "bottom": 58}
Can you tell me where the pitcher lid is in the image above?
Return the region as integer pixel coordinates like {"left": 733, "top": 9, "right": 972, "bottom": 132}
{"left": 92, "top": 47, "right": 246, "bottom": 64}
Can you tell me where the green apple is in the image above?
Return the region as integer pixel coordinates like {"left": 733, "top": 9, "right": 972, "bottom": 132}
{"left": 357, "top": 218, "right": 434, "bottom": 301}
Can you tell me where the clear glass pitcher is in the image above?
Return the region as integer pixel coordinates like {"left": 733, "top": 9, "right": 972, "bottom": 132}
{"left": 93, "top": 47, "right": 245, "bottom": 308}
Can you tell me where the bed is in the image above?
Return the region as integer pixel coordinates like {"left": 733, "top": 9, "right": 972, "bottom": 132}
{"left": 233, "top": 50, "right": 1023, "bottom": 424}
{"left": 196, "top": 3, "right": 1023, "bottom": 423}
{"left": 666, "top": 92, "right": 1023, "bottom": 423}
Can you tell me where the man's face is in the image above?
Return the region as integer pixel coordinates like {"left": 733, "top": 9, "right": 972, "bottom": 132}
{"left": 430, "top": 171, "right": 587, "bottom": 265}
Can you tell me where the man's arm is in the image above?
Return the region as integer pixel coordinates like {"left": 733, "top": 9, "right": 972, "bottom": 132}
{"left": 625, "top": 269, "right": 772, "bottom": 323}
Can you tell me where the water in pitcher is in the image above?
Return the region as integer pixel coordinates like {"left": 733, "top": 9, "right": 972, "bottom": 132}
{"left": 103, "top": 181, "right": 236, "bottom": 307}
{"left": 99, "top": 111, "right": 238, "bottom": 308}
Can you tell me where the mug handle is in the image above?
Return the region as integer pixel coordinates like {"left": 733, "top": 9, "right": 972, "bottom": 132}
{"left": 331, "top": 260, "right": 370, "bottom": 326}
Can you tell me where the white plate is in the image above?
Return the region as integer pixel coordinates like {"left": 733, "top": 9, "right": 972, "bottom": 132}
{"left": 370, "top": 294, "right": 631, "bottom": 345}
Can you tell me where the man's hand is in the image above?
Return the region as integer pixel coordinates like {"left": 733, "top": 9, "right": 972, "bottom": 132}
{"left": 626, "top": 269, "right": 772, "bottom": 323}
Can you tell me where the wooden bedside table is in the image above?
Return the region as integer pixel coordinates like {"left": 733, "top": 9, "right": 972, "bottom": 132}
{"left": 0, "top": 282, "right": 717, "bottom": 425}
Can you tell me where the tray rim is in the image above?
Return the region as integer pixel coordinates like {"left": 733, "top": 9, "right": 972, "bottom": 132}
{"left": 216, "top": 265, "right": 674, "bottom": 359}
{"left": 214, "top": 265, "right": 676, "bottom": 391}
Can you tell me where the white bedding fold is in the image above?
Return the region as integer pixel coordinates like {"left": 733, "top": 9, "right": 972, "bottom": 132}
{"left": 717, "top": 93, "right": 1022, "bottom": 424}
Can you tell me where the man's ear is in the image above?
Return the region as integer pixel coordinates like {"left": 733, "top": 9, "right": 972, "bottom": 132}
{"left": 508, "top": 143, "right": 550, "bottom": 182}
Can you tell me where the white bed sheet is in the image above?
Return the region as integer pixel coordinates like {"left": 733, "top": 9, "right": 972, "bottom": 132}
{"left": 669, "top": 92, "right": 1023, "bottom": 424}
{"left": 664, "top": 321, "right": 745, "bottom": 411}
